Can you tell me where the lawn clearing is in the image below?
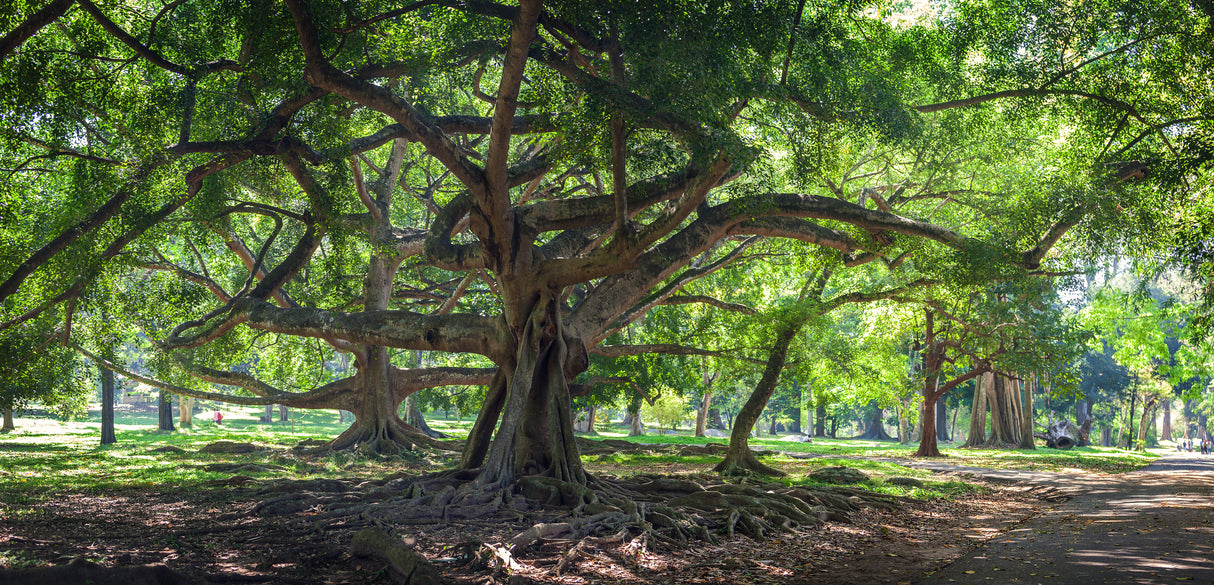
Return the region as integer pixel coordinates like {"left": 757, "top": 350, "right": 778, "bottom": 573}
{"left": 0, "top": 414, "right": 1154, "bottom": 584}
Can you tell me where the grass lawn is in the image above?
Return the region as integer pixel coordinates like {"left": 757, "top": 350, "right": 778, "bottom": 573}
{"left": 0, "top": 410, "right": 1155, "bottom": 515}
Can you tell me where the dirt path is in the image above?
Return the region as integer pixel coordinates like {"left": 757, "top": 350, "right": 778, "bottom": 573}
{"left": 910, "top": 451, "right": 1214, "bottom": 584}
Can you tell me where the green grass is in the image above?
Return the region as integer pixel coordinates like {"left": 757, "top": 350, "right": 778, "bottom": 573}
{"left": 0, "top": 412, "right": 1156, "bottom": 517}
{"left": 588, "top": 423, "right": 1158, "bottom": 474}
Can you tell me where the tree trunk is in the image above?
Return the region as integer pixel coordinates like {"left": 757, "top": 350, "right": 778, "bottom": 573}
{"left": 714, "top": 314, "right": 805, "bottom": 476}
{"left": 1161, "top": 399, "right": 1172, "bottom": 442}
{"left": 1, "top": 404, "right": 13, "bottom": 432}
{"left": 279, "top": 404, "right": 289, "bottom": 422}
{"left": 1019, "top": 375, "right": 1036, "bottom": 450}
{"left": 1076, "top": 399, "right": 1090, "bottom": 426}
{"left": 897, "top": 398, "right": 911, "bottom": 444}
{"left": 180, "top": 396, "right": 195, "bottom": 428}
{"left": 814, "top": 401, "right": 826, "bottom": 437}
{"left": 934, "top": 393, "right": 949, "bottom": 442}
{"left": 405, "top": 393, "right": 447, "bottom": 438}
{"left": 627, "top": 388, "right": 645, "bottom": 436}
{"left": 1123, "top": 389, "right": 1137, "bottom": 449}
{"left": 100, "top": 365, "right": 115, "bottom": 444}
{"left": 157, "top": 390, "right": 175, "bottom": 432}
{"left": 707, "top": 408, "right": 725, "bottom": 430}
{"left": 695, "top": 390, "right": 712, "bottom": 437}
{"left": 1100, "top": 426, "right": 1112, "bottom": 447}
{"left": 473, "top": 295, "right": 586, "bottom": 487}
{"left": 963, "top": 372, "right": 991, "bottom": 447}
{"left": 917, "top": 393, "right": 940, "bottom": 456}
{"left": 788, "top": 380, "right": 802, "bottom": 434}
{"left": 1136, "top": 397, "right": 1158, "bottom": 451}
{"left": 856, "top": 401, "right": 893, "bottom": 440}
{"left": 264, "top": 404, "right": 274, "bottom": 423}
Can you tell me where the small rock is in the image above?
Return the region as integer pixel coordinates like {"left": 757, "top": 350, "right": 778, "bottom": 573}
{"left": 886, "top": 476, "right": 925, "bottom": 487}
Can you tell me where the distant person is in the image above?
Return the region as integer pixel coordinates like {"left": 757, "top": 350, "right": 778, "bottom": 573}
{"left": 213, "top": 411, "right": 224, "bottom": 425}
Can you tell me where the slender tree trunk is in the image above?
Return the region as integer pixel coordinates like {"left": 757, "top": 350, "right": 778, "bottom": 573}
{"left": 157, "top": 390, "right": 175, "bottom": 432}
{"left": 695, "top": 390, "right": 713, "bottom": 437}
{"left": 100, "top": 365, "right": 115, "bottom": 444}
{"left": 406, "top": 393, "right": 447, "bottom": 438}
{"left": 1123, "top": 389, "right": 1137, "bottom": 449}
{"left": 1019, "top": 375, "right": 1035, "bottom": 449}
{"left": 1161, "top": 399, "right": 1172, "bottom": 441}
{"left": 1136, "top": 398, "right": 1158, "bottom": 451}
{"left": 1076, "top": 399, "right": 1090, "bottom": 426}
{"left": 788, "top": 379, "right": 802, "bottom": 434}
{"left": 715, "top": 314, "right": 806, "bottom": 475}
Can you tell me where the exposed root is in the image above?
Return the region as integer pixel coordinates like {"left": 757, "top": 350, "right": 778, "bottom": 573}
{"left": 711, "top": 448, "right": 786, "bottom": 477}
{"left": 350, "top": 527, "right": 445, "bottom": 585}
{"left": 303, "top": 468, "right": 906, "bottom": 583}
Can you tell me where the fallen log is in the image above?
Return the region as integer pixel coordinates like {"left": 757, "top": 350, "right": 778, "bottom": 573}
{"left": 1036, "top": 413, "right": 1080, "bottom": 449}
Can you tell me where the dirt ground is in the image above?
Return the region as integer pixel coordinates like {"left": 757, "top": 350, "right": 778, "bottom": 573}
{"left": 0, "top": 470, "right": 1055, "bottom": 585}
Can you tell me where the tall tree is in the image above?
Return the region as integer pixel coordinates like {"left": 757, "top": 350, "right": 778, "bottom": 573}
{"left": 1, "top": 0, "right": 1207, "bottom": 498}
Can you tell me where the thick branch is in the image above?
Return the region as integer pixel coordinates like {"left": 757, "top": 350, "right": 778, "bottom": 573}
{"left": 0, "top": 0, "right": 76, "bottom": 62}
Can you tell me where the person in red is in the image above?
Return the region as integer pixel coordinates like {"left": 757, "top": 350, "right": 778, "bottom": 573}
{"left": 213, "top": 410, "right": 224, "bottom": 425}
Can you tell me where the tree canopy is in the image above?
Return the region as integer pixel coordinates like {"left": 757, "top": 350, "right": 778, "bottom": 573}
{"left": 1, "top": 0, "right": 1211, "bottom": 487}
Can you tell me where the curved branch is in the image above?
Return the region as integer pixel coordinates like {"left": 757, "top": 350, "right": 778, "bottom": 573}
{"left": 73, "top": 344, "right": 355, "bottom": 408}
{"left": 0, "top": 0, "right": 76, "bottom": 62}
{"left": 164, "top": 298, "right": 512, "bottom": 362}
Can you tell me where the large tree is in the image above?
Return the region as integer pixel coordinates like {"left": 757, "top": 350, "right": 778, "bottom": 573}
{"left": 1, "top": 0, "right": 1208, "bottom": 500}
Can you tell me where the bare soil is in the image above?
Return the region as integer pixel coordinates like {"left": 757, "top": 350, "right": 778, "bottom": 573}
{"left": 0, "top": 471, "right": 1052, "bottom": 585}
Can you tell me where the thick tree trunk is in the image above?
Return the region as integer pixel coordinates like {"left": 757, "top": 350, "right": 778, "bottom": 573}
{"left": 2, "top": 404, "right": 13, "bottom": 432}
{"left": 627, "top": 389, "right": 645, "bottom": 436}
{"left": 963, "top": 372, "right": 991, "bottom": 447}
{"left": 473, "top": 296, "right": 586, "bottom": 487}
{"left": 157, "top": 390, "right": 175, "bottom": 432}
{"left": 934, "top": 394, "right": 949, "bottom": 442}
{"left": 1076, "top": 399, "right": 1090, "bottom": 426}
{"left": 1100, "top": 426, "right": 1112, "bottom": 447}
{"left": 279, "top": 405, "right": 289, "bottom": 422}
{"left": 1136, "top": 398, "right": 1158, "bottom": 451}
{"left": 100, "top": 365, "right": 115, "bottom": 444}
{"left": 856, "top": 401, "right": 893, "bottom": 440}
{"left": 180, "top": 396, "right": 195, "bottom": 428}
{"left": 814, "top": 401, "right": 827, "bottom": 437}
{"left": 707, "top": 408, "right": 725, "bottom": 430}
{"left": 1161, "top": 399, "right": 1172, "bottom": 442}
{"left": 916, "top": 395, "right": 940, "bottom": 456}
{"left": 264, "top": 404, "right": 274, "bottom": 423}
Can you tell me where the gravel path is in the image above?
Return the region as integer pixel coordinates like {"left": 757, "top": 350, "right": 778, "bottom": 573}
{"left": 909, "top": 451, "right": 1214, "bottom": 584}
